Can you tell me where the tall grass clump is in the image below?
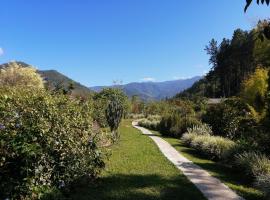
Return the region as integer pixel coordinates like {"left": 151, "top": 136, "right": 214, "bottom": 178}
{"left": 138, "top": 118, "right": 160, "bottom": 131}
{"left": 182, "top": 124, "right": 236, "bottom": 160}
{"left": 182, "top": 124, "right": 212, "bottom": 145}
{"left": 235, "top": 152, "right": 270, "bottom": 198}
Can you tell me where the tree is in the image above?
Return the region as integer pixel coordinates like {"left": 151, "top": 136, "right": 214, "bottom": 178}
{"left": 240, "top": 67, "right": 269, "bottom": 111}
{"left": 0, "top": 62, "right": 44, "bottom": 89}
{"left": 105, "top": 93, "right": 124, "bottom": 141}
{"left": 244, "top": 2, "right": 270, "bottom": 40}
{"left": 245, "top": 0, "right": 270, "bottom": 12}
{"left": 93, "top": 88, "right": 128, "bottom": 136}
{"left": 266, "top": 70, "right": 270, "bottom": 128}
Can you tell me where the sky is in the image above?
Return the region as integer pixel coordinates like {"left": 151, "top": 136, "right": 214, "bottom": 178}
{"left": 0, "top": 0, "right": 269, "bottom": 86}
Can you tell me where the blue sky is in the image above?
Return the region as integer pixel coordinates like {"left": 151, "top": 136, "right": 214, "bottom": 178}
{"left": 0, "top": 0, "right": 269, "bottom": 86}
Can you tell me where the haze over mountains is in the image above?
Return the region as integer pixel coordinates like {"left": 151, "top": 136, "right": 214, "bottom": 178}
{"left": 90, "top": 76, "right": 201, "bottom": 100}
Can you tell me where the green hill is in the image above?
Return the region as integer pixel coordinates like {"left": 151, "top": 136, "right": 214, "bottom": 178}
{"left": 0, "top": 61, "right": 92, "bottom": 97}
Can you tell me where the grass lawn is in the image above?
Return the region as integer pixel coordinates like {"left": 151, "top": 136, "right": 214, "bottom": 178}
{"left": 70, "top": 120, "right": 206, "bottom": 200}
{"left": 150, "top": 131, "right": 265, "bottom": 200}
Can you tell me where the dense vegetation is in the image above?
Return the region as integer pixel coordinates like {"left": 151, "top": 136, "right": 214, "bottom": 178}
{"left": 177, "top": 21, "right": 270, "bottom": 98}
{"left": 0, "top": 61, "right": 92, "bottom": 97}
{"left": 134, "top": 19, "right": 270, "bottom": 199}
{"left": 0, "top": 64, "right": 127, "bottom": 199}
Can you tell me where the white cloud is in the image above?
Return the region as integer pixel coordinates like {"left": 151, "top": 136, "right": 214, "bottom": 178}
{"left": 141, "top": 77, "right": 156, "bottom": 82}
{"left": 0, "top": 48, "right": 4, "bottom": 56}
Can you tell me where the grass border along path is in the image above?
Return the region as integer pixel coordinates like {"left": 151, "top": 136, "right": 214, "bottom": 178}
{"left": 133, "top": 122, "right": 244, "bottom": 200}
{"left": 149, "top": 131, "right": 265, "bottom": 200}
{"left": 70, "top": 120, "right": 206, "bottom": 200}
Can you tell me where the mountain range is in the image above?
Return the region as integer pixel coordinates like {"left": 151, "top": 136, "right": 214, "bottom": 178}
{"left": 90, "top": 76, "right": 201, "bottom": 101}
{"left": 0, "top": 61, "right": 201, "bottom": 100}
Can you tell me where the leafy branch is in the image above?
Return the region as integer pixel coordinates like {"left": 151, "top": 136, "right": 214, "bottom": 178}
{"left": 245, "top": 0, "right": 270, "bottom": 12}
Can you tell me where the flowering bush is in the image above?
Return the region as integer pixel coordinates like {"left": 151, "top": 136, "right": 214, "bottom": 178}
{"left": 0, "top": 87, "right": 105, "bottom": 200}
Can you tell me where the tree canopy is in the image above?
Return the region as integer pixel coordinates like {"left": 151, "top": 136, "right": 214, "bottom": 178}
{"left": 245, "top": 0, "right": 270, "bottom": 12}
{"left": 177, "top": 22, "right": 270, "bottom": 99}
{"left": 0, "top": 62, "right": 44, "bottom": 89}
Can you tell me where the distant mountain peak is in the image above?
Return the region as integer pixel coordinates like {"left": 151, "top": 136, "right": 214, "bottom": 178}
{"left": 90, "top": 76, "right": 201, "bottom": 101}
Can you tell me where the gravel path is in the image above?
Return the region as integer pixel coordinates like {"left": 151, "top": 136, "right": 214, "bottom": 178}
{"left": 132, "top": 121, "right": 244, "bottom": 200}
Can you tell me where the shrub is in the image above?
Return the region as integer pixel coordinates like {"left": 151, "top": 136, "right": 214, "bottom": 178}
{"left": 138, "top": 118, "right": 160, "bottom": 131}
{"left": 202, "top": 97, "right": 258, "bottom": 139}
{"left": 256, "top": 174, "right": 270, "bottom": 199}
{"left": 0, "top": 88, "right": 105, "bottom": 200}
{"left": 240, "top": 67, "right": 269, "bottom": 111}
{"left": 200, "top": 136, "right": 236, "bottom": 160}
{"left": 182, "top": 133, "right": 197, "bottom": 146}
{"left": 235, "top": 152, "right": 270, "bottom": 177}
{"left": 147, "top": 115, "right": 161, "bottom": 122}
{"left": 182, "top": 128, "right": 236, "bottom": 160}
{"left": 92, "top": 88, "right": 129, "bottom": 128}
{"left": 0, "top": 61, "right": 44, "bottom": 89}
{"left": 159, "top": 114, "right": 202, "bottom": 138}
{"left": 128, "top": 113, "right": 145, "bottom": 119}
{"left": 187, "top": 124, "right": 213, "bottom": 135}
{"left": 235, "top": 152, "right": 270, "bottom": 198}
{"left": 106, "top": 95, "right": 124, "bottom": 141}
{"left": 182, "top": 124, "right": 213, "bottom": 147}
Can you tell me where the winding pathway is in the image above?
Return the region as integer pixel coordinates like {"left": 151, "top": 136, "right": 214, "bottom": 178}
{"left": 132, "top": 121, "right": 244, "bottom": 200}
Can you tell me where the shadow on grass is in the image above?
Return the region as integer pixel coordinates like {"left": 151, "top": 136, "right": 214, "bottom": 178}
{"left": 166, "top": 140, "right": 264, "bottom": 200}
{"left": 69, "top": 174, "right": 205, "bottom": 200}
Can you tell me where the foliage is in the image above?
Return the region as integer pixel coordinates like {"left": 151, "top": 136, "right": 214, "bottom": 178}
{"left": 265, "top": 70, "right": 270, "bottom": 130}
{"left": 182, "top": 124, "right": 213, "bottom": 146}
{"left": 187, "top": 124, "right": 213, "bottom": 136}
{"left": 92, "top": 88, "right": 129, "bottom": 128}
{"left": 245, "top": 0, "right": 270, "bottom": 13}
{"left": 0, "top": 61, "right": 44, "bottom": 89}
{"left": 182, "top": 123, "right": 237, "bottom": 161}
{"left": 241, "top": 67, "right": 269, "bottom": 111}
{"left": 130, "top": 95, "right": 145, "bottom": 114}
{"left": 138, "top": 118, "right": 160, "bottom": 131}
{"left": 0, "top": 88, "right": 105, "bottom": 200}
{"left": 178, "top": 22, "right": 270, "bottom": 99}
{"left": 256, "top": 174, "right": 270, "bottom": 199}
{"left": 235, "top": 152, "right": 270, "bottom": 198}
{"left": 105, "top": 95, "right": 124, "bottom": 141}
{"left": 128, "top": 113, "right": 145, "bottom": 119}
{"left": 235, "top": 152, "right": 270, "bottom": 177}
{"left": 163, "top": 136, "right": 264, "bottom": 199}
{"left": 157, "top": 100, "right": 202, "bottom": 137}
{"left": 202, "top": 98, "right": 258, "bottom": 139}
{"left": 159, "top": 115, "right": 202, "bottom": 138}
{"left": 182, "top": 129, "right": 236, "bottom": 160}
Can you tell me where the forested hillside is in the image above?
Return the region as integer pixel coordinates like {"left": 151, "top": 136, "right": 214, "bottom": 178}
{"left": 0, "top": 61, "right": 92, "bottom": 97}
{"left": 176, "top": 20, "right": 270, "bottom": 98}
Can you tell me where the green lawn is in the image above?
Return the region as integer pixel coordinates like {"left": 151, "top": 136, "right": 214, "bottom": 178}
{"left": 71, "top": 120, "right": 206, "bottom": 200}
{"left": 150, "top": 131, "right": 265, "bottom": 200}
